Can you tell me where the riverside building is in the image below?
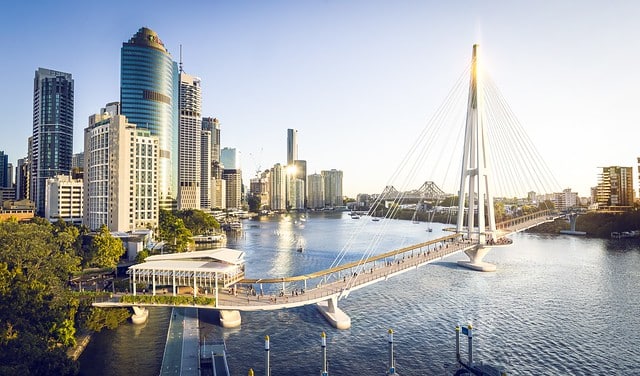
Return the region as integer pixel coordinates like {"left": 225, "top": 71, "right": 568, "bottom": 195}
{"left": 84, "top": 112, "right": 159, "bottom": 232}
{"left": 120, "top": 27, "right": 179, "bottom": 211}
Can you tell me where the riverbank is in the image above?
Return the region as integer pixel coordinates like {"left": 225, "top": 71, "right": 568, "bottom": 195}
{"left": 67, "top": 331, "right": 92, "bottom": 361}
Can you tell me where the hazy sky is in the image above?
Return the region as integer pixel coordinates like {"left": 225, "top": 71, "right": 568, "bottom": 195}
{"left": 1, "top": 1, "right": 638, "bottom": 198}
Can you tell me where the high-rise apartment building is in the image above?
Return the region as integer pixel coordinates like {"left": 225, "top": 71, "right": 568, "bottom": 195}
{"left": 84, "top": 113, "right": 159, "bottom": 232}
{"left": 322, "top": 169, "right": 344, "bottom": 207}
{"left": 269, "top": 163, "right": 286, "bottom": 211}
{"left": 121, "top": 27, "right": 178, "bottom": 210}
{"left": 45, "top": 175, "right": 83, "bottom": 225}
{"left": 287, "top": 129, "right": 298, "bottom": 166}
{"left": 307, "top": 173, "right": 324, "bottom": 209}
{"left": 177, "top": 71, "right": 202, "bottom": 210}
{"left": 596, "top": 166, "right": 634, "bottom": 208}
{"left": 31, "top": 68, "right": 74, "bottom": 216}
{"left": 222, "top": 169, "right": 242, "bottom": 210}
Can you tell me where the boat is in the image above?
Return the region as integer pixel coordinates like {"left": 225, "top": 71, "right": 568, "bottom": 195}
{"left": 351, "top": 214, "right": 360, "bottom": 219}
{"left": 372, "top": 217, "right": 380, "bottom": 222}
{"left": 427, "top": 227, "right": 433, "bottom": 232}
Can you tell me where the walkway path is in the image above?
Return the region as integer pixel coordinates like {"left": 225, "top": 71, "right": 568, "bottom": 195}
{"left": 160, "top": 307, "right": 200, "bottom": 376}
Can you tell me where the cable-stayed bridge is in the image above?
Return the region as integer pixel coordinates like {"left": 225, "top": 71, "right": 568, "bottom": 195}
{"left": 95, "top": 45, "right": 563, "bottom": 329}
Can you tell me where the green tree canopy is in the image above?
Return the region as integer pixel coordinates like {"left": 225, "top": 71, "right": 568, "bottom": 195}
{"left": 90, "top": 225, "right": 125, "bottom": 269}
{"left": 158, "top": 210, "right": 193, "bottom": 253}
{"left": 174, "top": 209, "right": 220, "bottom": 235}
{"left": 0, "top": 220, "right": 80, "bottom": 375}
{"left": 247, "top": 194, "right": 261, "bottom": 213}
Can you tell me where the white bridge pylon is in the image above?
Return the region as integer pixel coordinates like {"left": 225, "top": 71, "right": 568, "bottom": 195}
{"left": 456, "top": 44, "right": 499, "bottom": 272}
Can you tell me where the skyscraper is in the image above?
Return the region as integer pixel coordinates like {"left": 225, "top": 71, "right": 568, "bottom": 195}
{"left": 221, "top": 148, "right": 239, "bottom": 170}
{"left": 202, "top": 117, "right": 221, "bottom": 163}
{"left": 287, "top": 128, "right": 298, "bottom": 166}
{"left": 31, "top": 68, "right": 74, "bottom": 216}
{"left": 121, "top": 27, "right": 178, "bottom": 210}
{"left": 307, "top": 173, "right": 324, "bottom": 209}
{"left": 0, "top": 151, "right": 9, "bottom": 188}
{"left": 322, "top": 169, "right": 344, "bottom": 207}
{"left": 200, "top": 129, "right": 212, "bottom": 210}
{"left": 177, "top": 71, "right": 202, "bottom": 210}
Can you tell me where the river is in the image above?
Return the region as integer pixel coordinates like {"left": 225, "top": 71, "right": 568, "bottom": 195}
{"left": 79, "top": 212, "right": 640, "bottom": 375}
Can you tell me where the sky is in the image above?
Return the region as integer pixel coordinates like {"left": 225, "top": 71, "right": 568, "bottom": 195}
{"left": 1, "top": 1, "right": 639, "bottom": 198}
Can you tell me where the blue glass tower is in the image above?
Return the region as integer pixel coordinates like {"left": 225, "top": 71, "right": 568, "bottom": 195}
{"left": 31, "top": 68, "right": 74, "bottom": 216}
{"left": 0, "top": 151, "right": 9, "bottom": 188}
{"left": 121, "top": 27, "right": 178, "bottom": 209}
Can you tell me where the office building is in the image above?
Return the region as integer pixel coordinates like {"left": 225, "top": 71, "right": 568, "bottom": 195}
{"left": 596, "top": 166, "right": 634, "bottom": 208}
{"left": 221, "top": 147, "right": 239, "bottom": 169}
{"left": 84, "top": 113, "right": 159, "bottom": 232}
{"left": 203, "top": 117, "right": 221, "bottom": 163}
{"left": 121, "top": 27, "right": 178, "bottom": 210}
{"left": 177, "top": 71, "right": 202, "bottom": 210}
{"left": 0, "top": 151, "right": 9, "bottom": 188}
{"left": 200, "top": 129, "right": 212, "bottom": 210}
{"left": 15, "top": 157, "right": 29, "bottom": 201}
{"left": 287, "top": 128, "right": 298, "bottom": 166}
{"left": 31, "top": 68, "right": 74, "bottom": 216}
{"left": 322, "top": 169, "right": 344, "bottom": 207}
{"left": 44, "top": 174, "right": 83, "bottom": 225}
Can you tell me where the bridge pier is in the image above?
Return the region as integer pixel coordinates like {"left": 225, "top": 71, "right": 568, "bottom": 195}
{"left": 458, "top": 245, "right": 496, "bottom": 272}
{"left": 317, "top": 296, "right": 351, "bottom": 329}
{"left": 131, "top": 306, "right": 149, "bottom": 324}
{"left": 219, "top": 310, "right": 242, "bottom": 328}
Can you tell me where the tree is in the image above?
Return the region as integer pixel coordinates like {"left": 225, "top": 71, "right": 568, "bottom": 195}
{"left": 247, "top": 194, "right": 261, "bottom": 213}
{"left": 135, "top": 249, "right": 150, "bottom": 263}
{"left": 0, "top": 219, "right": 81, "bottom": 375}
{"left": 175, "top": 209, "right": 220, "bottom": 235}
{"left": 158, "top": 210, "right": 193, "bottom": 253}
{"left": 90, "top": 225, "right": 125, "bottom": 269}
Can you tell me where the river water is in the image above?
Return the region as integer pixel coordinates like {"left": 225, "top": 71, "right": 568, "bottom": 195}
{"left": 79, "top": 212, "right": 640, "bottom": 375}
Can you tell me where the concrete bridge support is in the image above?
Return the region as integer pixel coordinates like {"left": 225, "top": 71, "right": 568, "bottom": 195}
{"left": 219, "top": 310, "right": 242, "bottom": 328}
{"left": 317, "top": 296, "right": 351, "bottom": 329}
{"left": 458, "top": 245, "right": 496, "bottom": 272}
{"left": 131, "top": 306, "right": 149, "bottom": 324}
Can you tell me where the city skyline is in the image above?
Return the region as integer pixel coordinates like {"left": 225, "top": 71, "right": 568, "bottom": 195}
{"left": 1, "top": 2, "right": 639, "bottom": 197}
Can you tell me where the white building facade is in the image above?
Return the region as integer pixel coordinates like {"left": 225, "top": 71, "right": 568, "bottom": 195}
{"left": 44, "top": 174, "right": 83, "bottom": 224}
{"left": 84, "top": 113, "right": 159, "bottom": 232}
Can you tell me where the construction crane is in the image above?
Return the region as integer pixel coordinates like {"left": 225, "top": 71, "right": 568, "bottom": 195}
{"left": 248, "top": 147, "right": 264, "bottom": 178}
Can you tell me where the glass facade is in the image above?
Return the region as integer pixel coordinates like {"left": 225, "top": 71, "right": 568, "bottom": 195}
{"left": 120, "top": 27, "right": 178, "bottom": 209}
{"left": 32, "top": 68, "right": 74, "bottom": 216}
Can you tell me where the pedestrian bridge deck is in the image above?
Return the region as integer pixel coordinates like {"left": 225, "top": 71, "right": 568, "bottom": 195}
{"left": 94, "top": 212, "right": 559, "bottom": 312}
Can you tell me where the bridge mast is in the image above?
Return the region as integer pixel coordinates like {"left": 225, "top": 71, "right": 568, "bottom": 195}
{"left": 456, "top": 44, "right": 496, "bottom": 243}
